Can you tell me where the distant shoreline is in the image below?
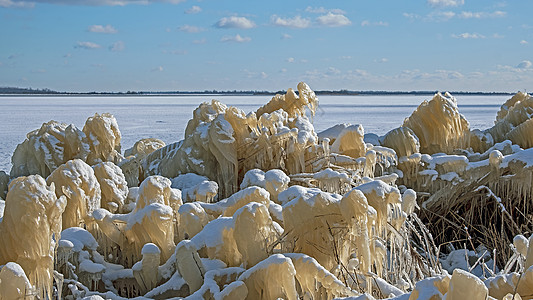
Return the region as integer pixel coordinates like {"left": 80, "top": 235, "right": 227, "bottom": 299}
{"left": 0, "top": 87, "right": 517, "bottom": 97}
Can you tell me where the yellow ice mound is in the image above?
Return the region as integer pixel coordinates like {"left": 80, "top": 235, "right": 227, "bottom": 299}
{"left": 120, "top": 138, "right": 166, "bottom": 187}
{"left": 92, "top": 161, "right": 128, "bottom": 213}
{"left": 233, "top": 202, "right": 279, "bottom": 268}
{"left": 0, "top": 171, "right": 8, "bottom": 200}
{"left": 495, "top": 91, "right": 530, "bottom": 122}
{"left": 124, "top": 138, "right": 165, "bottom": 157}
{"left": 142, "top": 82, "right": 324, "bottom": 198}
{"left": 409, "top": 269, "right": 488, "bottom": 300}
{"left": 237, "top": 254, "right": 298, "bottom": 300}
{"left": 47, "top": 159, "right": 101, "bottom": 229}
{"left": 0, "top": 262, "right": 33, "bottom": 299}
{"left": 83, "top": 113, "right": 122, "bottom": 165}
{"left": 0, "top": 175, "right": 66, "bottom": 300}
{"left": 240, "top": 169, "right": 290, "bottom": 203}
{"left": 92, "top": 175, "right": 178, "bottom": 266}
{"left": 10, "top": 121, "right": 88, "bottom": 178}
{"left": 255, "top": 82, "right": 318, "bottom": 118}
{"left": 381, "top": 127, "right": 420, "bottom": 158}
{"left": 10, "top": 113, "right": 123, "bottom": 179}
{"left": 330, "top": 124, "right": 367, "bottom": 159}
{"left": 403, "top": 92, "right": 470, "bottom": 154}
{"left": 125, "top": 175, "right": 176, "bottom": 263}
{"left": 281, "top": 185, "right": 383, "bottom": 276}
{"left": 486, "top": 92, "right": 533, "bottom": 149}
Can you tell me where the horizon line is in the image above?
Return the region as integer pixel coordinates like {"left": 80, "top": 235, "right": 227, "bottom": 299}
{"left": 0, "top": 86, "right": 522, "bottom": 96}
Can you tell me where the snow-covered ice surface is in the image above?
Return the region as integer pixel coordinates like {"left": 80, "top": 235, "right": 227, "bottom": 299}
{"left": 0, "top": 94, "right": 508, "bottom": 172}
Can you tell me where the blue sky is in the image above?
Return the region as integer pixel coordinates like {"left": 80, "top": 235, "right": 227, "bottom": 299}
{"left": 1, "top": 0, "right": 532, "bottom": 92}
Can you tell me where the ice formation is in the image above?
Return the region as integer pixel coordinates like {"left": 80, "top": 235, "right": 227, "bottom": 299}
{"left": 171, "top": 173, "right": 219, "bottom": 203}
{"left": 92, "top": 162, "right": 128, "bottom": 213}
{"left": 83, "top": 113, "right": 122, "bottom": 165}
{"left": 10, "top": 121, "right": 88, "bottom": 178}
{"left": 0, "top": 175, "right": 66, "bottom": 299}
{"left": 402, "top": 92, "right": 470, "bottom": 154}
{"left": 330, "top": 124, "right": 367, "bottom": 159}
{"left": 10, "top": 113, "right": 123, "bottom": 180}
{"left": 141, "top": 82, "right": 324, "bottom": 198}
{"left": 240, "top": 168, "right": 290, "bottom": 203}
{"left": 133, "top": 243, "right": 162, "bottom": 294}
{"left": 120, "top": 138, "right": 166, "bottom": 187}
{"left": 487, "top": 92, "right": 533, "bottom": 149}
{"left": 96, "top": 175, "right": 178, "bottom": 265}
{"left": 3, "top": 86, "right": 533, "bottom": 299}
{"left": 381, "top": 127, "right": 420, "bottom": 158}
{"left": 0, "top": 171, "right": 9, "bottom": 200}
{"left": 0, "top": 262, "right": 33, "bottom": 299}
{"left": 47, "top": 159, "right": 101, "bottom": 230}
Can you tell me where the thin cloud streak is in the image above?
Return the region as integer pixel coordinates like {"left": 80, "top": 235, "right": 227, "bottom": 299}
{"left": 75, "top": 41, "right": 101, "bottom": 49}
{"left": 88, "top": 24, "right": 117, "bottom": 33}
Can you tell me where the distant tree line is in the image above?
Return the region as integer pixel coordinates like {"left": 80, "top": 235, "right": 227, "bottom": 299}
{"left": 0, "top": 87, "right": 60, "bottom": 94}
{"left": 0, "top": 86, "right": 518, "bottom": 96}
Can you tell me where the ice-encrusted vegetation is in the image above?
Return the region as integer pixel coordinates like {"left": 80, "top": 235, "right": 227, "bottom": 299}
{"left": 1, "top": 83, "right": 533, "bottom": 299}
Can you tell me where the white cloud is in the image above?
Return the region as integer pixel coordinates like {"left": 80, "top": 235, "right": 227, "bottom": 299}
{"left": 216, "top": 16, "right": 255, "bottom": 29}
{"left": 361, "top": 20, "right": 388, "bottom": 27}
{"left": 327, "top": 67, "right": 341, "bottom": 75}
{"left": 281, "top": 33, "right": 292, "bottom": 40}
{"left": 109, "top": 41, "right": 124, "bottom": 51}
{"left": 492, "top": 33, "right": 505, "bottom": 38}
{"left": 422, "top": 10, "right": 505, "bottom": 22}
{"left": 520, "top": 40, "right": 528, "bottom": 45}
{"left": 305, "top": 6, "right": 345, "bottom": 14}
{"left": 185, "top": 5, "right": 201, "bottom": 14}
{"left": 459, "top": 11, "right": 507, "bottom": 19}
{"left": 413, "top": 69, "right": 464, "bottom": 80}
{"left": 162, "top": 49, "right": 187, "bottom": 55}
{"left": 152, "top": 66, "right": 163, "bottom": 72}
{"left": 271, "top": 15, "right": 311, "bottom": 29}
{"left": 349, "top": 69, "right": 370, "bottom": 77}
{"left": 426, "top": 11, "right": 456, "bottom": 22}
{"left": 286, "top": 57, "right": 295, "bottom": 63}
{"left": 243, "top": 69, "right": 268, "bottom": 79}
{"left": 178, "top": 25, "right": 204, "bottom": 33}
{"left": 375, "top": 58, "right": 388, "bottom": 63}
{"left": 427, "top": 0, "right": 464, "bottom": 7}
{"left": 220, "top": 34, "right": 251, "bottom": 43}
{"left": 3, "top": 0, "right": 185, "bottom": 6}
{"left": 75, "top": 41, "right": 101, "bottom": 49}
{"left": 192, "top": 38, "right": 207, "bottom": 44}
{"left": 517, "top": 60, "right": 532, "bottom": 69}
{"left": 468, "top": 71, "right": 484, "bottom": 78}
{"left": 452, "top": 32, "right": 485, "bottom": 39}
{"left": 443, "top": 70, "right": 464, "bottom": 79}
{"left": 403, "top": 13, "right": 421, "bottom": 21}
{"left": 88, "top": 24, "right": 117, "bottom": 33}
{"left": 0, "top": 0, "right": 34, "bottom": 8}
{"left": 316, "top": 12, "right": 351, "bottom": 27}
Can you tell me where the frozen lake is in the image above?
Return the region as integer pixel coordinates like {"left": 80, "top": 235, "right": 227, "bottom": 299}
{"left": 0, "top": 94, "right": 509, "bottom": 173}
